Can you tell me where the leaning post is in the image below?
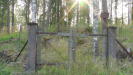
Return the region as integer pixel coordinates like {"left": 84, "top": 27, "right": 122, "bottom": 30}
{"left": 26, "top": 23, "right": 38, "bottom": 72}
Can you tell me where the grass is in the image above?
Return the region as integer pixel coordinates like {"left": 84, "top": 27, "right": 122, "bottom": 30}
{"left": 0, "top": 32, "right": 27, "bottom": 75}
{"left": 38, "top": 23, "right": 133, "bottom": 75}
{"left": 0, "top": 33, "right": 18, "bottom": 42}
{"left": 0, "top": 24, "right": 133, "bottom": 75}
{"left": 0, "top": 32, "right": 27, "bottom": 51}
{"left": 117, "top": 25, "right": 133, "bottom": 49}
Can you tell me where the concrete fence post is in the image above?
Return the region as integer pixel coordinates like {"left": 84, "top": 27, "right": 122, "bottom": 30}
{"left": 68, "top": 29, "right": 76, "bottom": 70}
{"left": 108, "top": 26, "right": 117, "bottom": 58}
{"left": 26, "top": 23, "right": 38, "bottom": 72}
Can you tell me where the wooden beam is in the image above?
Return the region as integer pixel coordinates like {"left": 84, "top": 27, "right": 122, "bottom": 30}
{"left": 37, "top": 62, "right": 66, "bottom": 66}
{"left": 37, "top": 32, "right": 106, "bottom": 37}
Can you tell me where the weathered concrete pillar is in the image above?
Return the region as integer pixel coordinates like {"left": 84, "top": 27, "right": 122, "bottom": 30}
{"left": 26, "top": 23, "right": 37, "bottom": 72}
{"left": 36, "top": 28, "right": 41, "bottom": 70}
{"left": 68, "top": 30, "right": 76, "bottom": 63}
{"left": 68, "top": 29, "right": 77, "bottom": 71}
{"left": 108, "top": 26, "right": 117, "bottom": 58}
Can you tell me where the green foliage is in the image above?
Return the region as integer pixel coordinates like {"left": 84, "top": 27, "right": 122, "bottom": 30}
{"left": 39, "top": 32, "right": 133, "bottom": 75}
{"left": 0, "top": 32, "right": 27, "bottom": 52}
{"left": 0, "top": 32, "right": 27, "bottom": 42}
{"left": 38, "top": 66, "right": 67, "bottom": 75}
{"left": 0, "top": 33, "right": 18, "bottom": 42}
{"left": 76, "top": 24, "right": 92, "bottom": 33}
{"left": 0, "top": 71, "right": 10, "bottom": 75}
{"left": 0, "top": 0, "right": 10, "bottom": 26}
{"left": 37, "top": 57, "right": 133, "bottom": 75}
{"left": 48, "top": 25, "right": 58, "bottom": 32}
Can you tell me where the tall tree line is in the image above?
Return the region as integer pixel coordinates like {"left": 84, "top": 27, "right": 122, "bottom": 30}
{"left": 34, "top": 0, "right": 90, "bottom": 32}
{"left": 0, "top": 0, "right": 16, "bottom": 33}
{"left": 0, "top": 0, "right": 10, "bottom": 33}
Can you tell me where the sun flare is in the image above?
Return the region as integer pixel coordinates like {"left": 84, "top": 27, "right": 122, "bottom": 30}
{"left": 76, "top": 0, "right": 82, "bottom": 3}
{"left": 76, "top": 0, "right": 89, "bottom": 5}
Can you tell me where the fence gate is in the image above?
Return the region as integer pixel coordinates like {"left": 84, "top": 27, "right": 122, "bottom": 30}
{"left": 25, "top": 22, "right": 120, "bottom": 74}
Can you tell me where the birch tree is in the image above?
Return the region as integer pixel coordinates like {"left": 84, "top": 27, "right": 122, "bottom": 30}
{"left": 109, "top": 0, "right": 113, "bottom": 23}
{"left": 122, "top": 0, "right": 124, "bottom": 24}
{"left": 30, "top": 0, "right": 37, "bottom": 22}
{"left": 92, "top": 0, "right": 99, "bottom": 56}
{"left": 25, "top": 0, "right": 30, "bottom": 23}
{"left": 42, "top": 0, "right": 46, "bottom": 29}
{"left": 115, "top": 0, "right": 118, "bottom": 24}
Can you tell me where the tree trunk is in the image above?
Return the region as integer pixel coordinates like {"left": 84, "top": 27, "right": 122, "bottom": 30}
{"left": 57, "top": 0, "right": 61, "bottom": 31}
{"left": 1, "top": 6, "right": 4, "bottom": 32}
{"left": 122, "top": 0, "right": 124, "bottom": 24}
{"left": 76, "top": 2, "right": 79, "bottom": 25}
{"left": 131, "top": 0, "right": 133, "bottom": 24}
{"left": 0, "top": 4, "right": 1, "bottom": 32}
{"left": 11, "top": 0, "right": 15, "bottom": 32}
{"left": 30, "top": 0, "right": 37, "bottom": 22}
{"left": 92, "top": 0, "right": 99, "bottom": 56}
{"left": 42, "top": 0, "right": 46, "bottom": 31}
{"left": 115, "top": 0, "right": 118, "bottom": 24}
{"left": 25, "top": 0, "right": 30, "bottom": 24}
{"left": 87, "top": 5, "right": 90, "bottom": 24}
{"left": 45, "top": 0, "right": 52, "bottom": 32}
{"left": 7, "top": 2, "right": 10, "bottom": 33}
{"left": 110, "top": 0, "right": 113, "bottom": 22}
